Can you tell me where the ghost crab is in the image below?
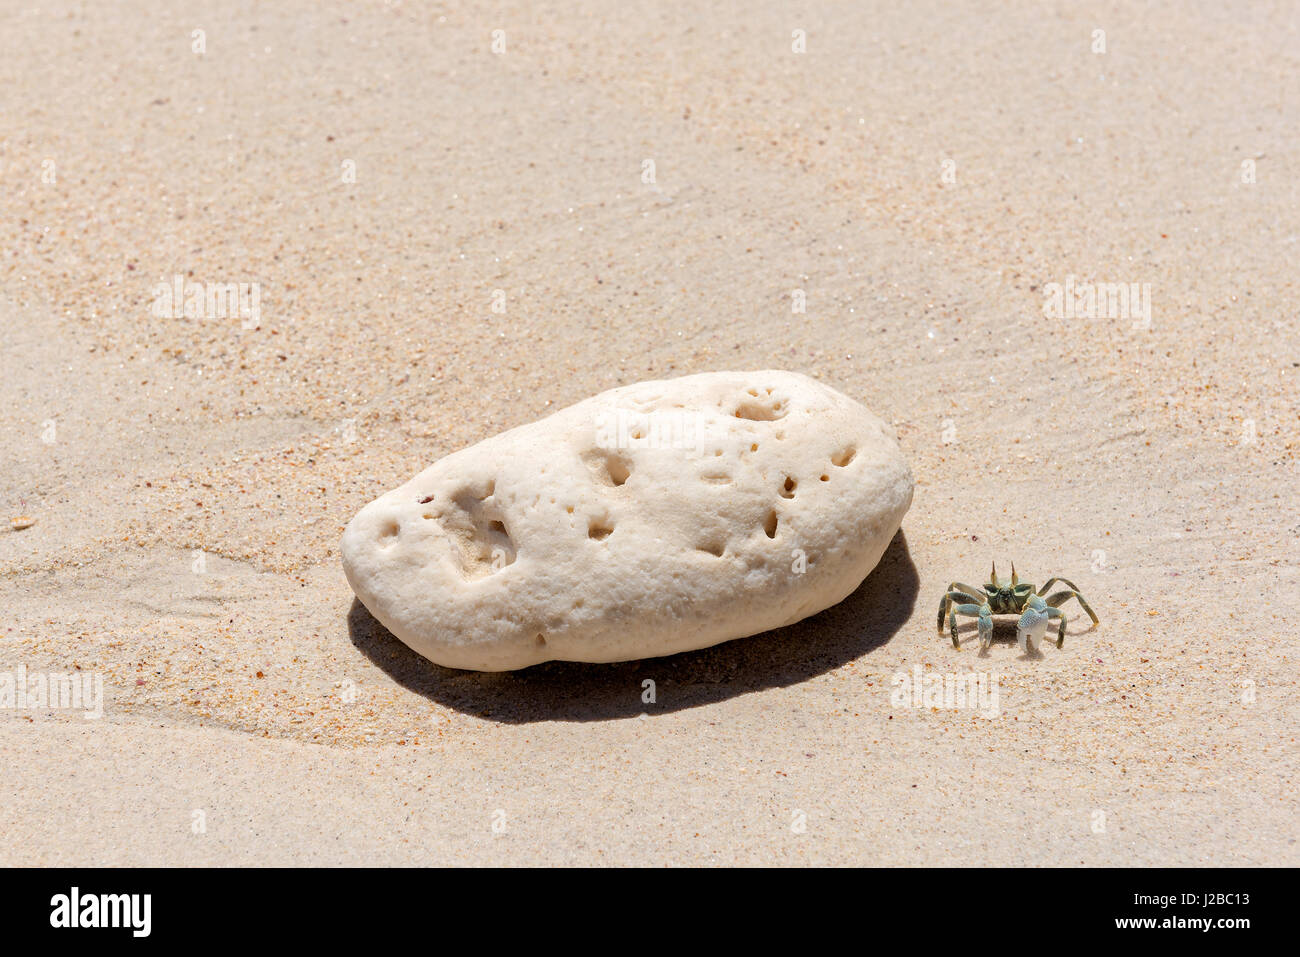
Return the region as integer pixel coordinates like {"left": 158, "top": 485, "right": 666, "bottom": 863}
{"left": 939, "top": 563, "right": 1098, "bottom": 654}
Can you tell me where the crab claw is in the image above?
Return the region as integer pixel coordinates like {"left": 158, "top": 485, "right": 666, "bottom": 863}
{"left": 1017, "top": 606, "right": 1050, "bottom": 654}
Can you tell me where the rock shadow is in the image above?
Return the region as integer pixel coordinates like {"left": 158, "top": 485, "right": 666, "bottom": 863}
{"left": 348, "top": 529, "right": 918, "bottom": 723}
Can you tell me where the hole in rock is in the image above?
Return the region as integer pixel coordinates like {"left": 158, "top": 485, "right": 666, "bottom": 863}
{"left": 378, "top": 519, "right": 400, "bottom": 544}
{"left": 831, "top": 446, "right": 857, "bottom": 467}
{"left": 750, "top": 443, "right": 759, "bottom": 452}
{"left": 607, "top": 458, "right": 631, "bottom": 486}
{"left": 697, "top": 541, "right": 726, "bottom": 557}
{"left": 588, "top": 519, "right": 614, "bottom": 541}
{"left": 702, "top": 473, "right": 732, "bottom": 485}
{"left": 733, "top": 395, "right": 788, "bottom": 421}
{"left": 535, "top": 633, "right": 547, "bottom": 647}
{"left": 432, "top": 487, "right": 517, "bottom": 579}
{"left": 418, "top": 494, "right": 435, "bottom": 505}
{"left": 763, "top": 510, "right": 778, "bottom": 538}
{"left": 780, "top": 476, "right": 797, "bottom": 498}
{"left": 582, "top": 449, "right": 633, "bottom": 488}
{"left": 819, "top": 474, "right": 830, "bottom": 482}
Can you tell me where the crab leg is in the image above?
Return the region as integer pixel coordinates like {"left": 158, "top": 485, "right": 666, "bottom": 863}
{"left": 937, "top": 583, "right": 986, "bottom": 635}
{"left": 976, "top": 604, "right": 994, "bottom": 651}
{"left": 1038, "top": 577, "right": 1084, "bottom": 598}
{"left": 1043, "top": 606, "right": 1067, "bottom": 647}
{"left": 1043, "top": 588, "right": 1099, "bottom": 626}
{"left": 947, "top": 602, "right": 993, "bottom": 651}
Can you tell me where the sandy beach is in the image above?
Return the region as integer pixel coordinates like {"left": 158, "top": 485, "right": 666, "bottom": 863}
{"left": 1, "top": 0, "right": 1296, "bottom": 865}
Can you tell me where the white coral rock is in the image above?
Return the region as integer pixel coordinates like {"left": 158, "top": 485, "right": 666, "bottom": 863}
{"left": 341, "top": 370, "right": 914, "bottom": 671}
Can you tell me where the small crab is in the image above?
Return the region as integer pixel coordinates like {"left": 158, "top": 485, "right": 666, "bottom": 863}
{"left": 938, "top": 563, "right": 1099, "bottom": 654}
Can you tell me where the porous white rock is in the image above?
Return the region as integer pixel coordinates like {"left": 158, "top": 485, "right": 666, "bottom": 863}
{"left": 341, "top": 370, "right": 914, "bottom": 671}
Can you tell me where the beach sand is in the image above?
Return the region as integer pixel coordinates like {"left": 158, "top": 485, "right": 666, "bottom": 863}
{"left": 1, "top": 0, "right": 1295, "bottom": 865}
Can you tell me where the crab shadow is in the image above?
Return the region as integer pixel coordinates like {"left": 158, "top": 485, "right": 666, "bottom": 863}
{"left": 952, "top": 619, "right": 1098, "bottom": 660}
{"left": 348, "top": 529, "right": 918, "bottom": 723}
